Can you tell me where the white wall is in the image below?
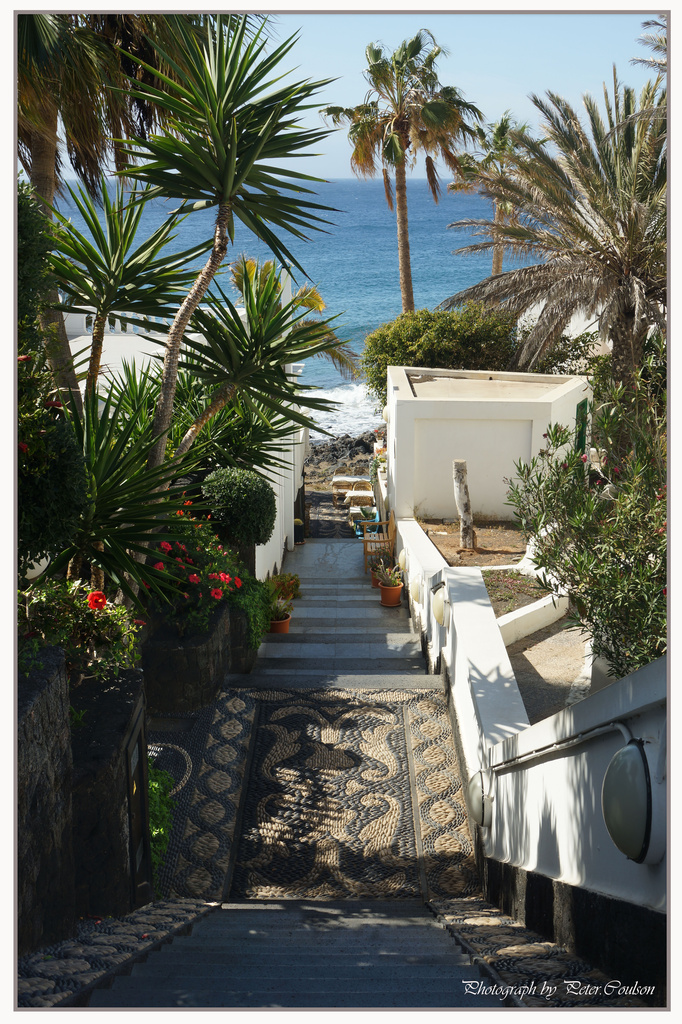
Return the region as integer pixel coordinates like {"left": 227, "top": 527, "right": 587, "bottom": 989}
{"left": 395, "top": 519, "right": 667, "bottom": 914}
{"left": 387, "top": 366, "right": 591, "bottom": 520}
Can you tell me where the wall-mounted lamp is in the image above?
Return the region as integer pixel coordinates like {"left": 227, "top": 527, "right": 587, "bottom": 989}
{"left": 398, "top": 549, "right": 407, "bottom": 571}
{"left": 382, "top": 405, "right": 390, "bottom": 423}
{"left": 467, "top": 770, "right": 493, "bottom": 828}
{"left": 601, "top": 738, "right": 666, "bottom": 865}
{"left": 432, "top": 584, "right": 450, "bottom": 627}
{"left": 409, "top": 575, "right": 422, "bottom": 603}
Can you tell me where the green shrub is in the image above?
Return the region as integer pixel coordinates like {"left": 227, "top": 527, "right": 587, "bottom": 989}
{"left": 147, "top": 758, "right": 176, "bottom": 893}
{"left": 506, "top": 353, "right": 666, "bottom": 679}
{"left": 202, "top": 467, "right": 277, "bottom": 547}
{"left": 361, "top": 304, "right": 518, "bottom": 406}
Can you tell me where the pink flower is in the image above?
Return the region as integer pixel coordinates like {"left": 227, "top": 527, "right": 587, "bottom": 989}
{"left": 87, "top": 591, "right": 107, "bottom": 610}
{"left": 210, "top": 588, "right": 223, "bottom": 600}
{"left": 188, "top": 574, "right": 200, "bottom": 584}
{"left": 613, "top": 466, "right": 621, "bottom": 475}
{"left": 561, "top": 462, "right": 568, "bottom": 470}
{"left": 17, "top": 354, "right": 32, "bottom": 363}
{"left": 580, "top": 454, "right": 588, "bottom": 463}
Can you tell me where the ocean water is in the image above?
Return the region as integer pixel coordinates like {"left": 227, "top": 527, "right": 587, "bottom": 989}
{"left": 57, "top": 178, "right": 495, "bottom": 438}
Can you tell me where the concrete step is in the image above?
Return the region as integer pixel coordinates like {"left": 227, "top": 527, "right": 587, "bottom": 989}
{"left": 90, "top": 985, "right": 499, "bottom": 1008}
{"left": 287, "top": 616, "right": 413, "bottom": 633}
{"left": 241, "top": 672, "right": 433, "bottom": 690}
{"left": 258, "top": 639, "right": 422, "bottom": 660}
{"left": 87, "top": 902, "right": 503, "bottom": 1009}
{"left": 292, "top": 604, "right": 410, "bottom": 621}
{"left": 249, "top": 657, "right": 427, "bottom": 675}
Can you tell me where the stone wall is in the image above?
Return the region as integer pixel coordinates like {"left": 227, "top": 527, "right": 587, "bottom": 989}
{"left": 17, "top": 648, "right": 75, "bottom": 955}
{"left": 142, "top": 604, "right": 256, "bottom": 714}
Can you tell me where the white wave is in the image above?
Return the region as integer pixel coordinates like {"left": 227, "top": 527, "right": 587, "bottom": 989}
{"left": 305, "top": 382, "right": 383, "bottom": 440}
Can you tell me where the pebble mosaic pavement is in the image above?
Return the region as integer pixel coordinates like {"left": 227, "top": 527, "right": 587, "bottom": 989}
{"left": 18, "top": 684, "right": 650, "bottom": 1008}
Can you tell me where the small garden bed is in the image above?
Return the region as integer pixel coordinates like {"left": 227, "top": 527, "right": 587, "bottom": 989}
{"left": 419, "top": 518, "right": 527, "bottom": 567}
{"left": 482, "top": 569, "right": 550, "bottom": 618}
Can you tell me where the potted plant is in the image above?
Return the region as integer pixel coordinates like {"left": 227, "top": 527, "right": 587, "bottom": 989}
{"left": 367, "top": 554, "right": 385, "bottom": 588}
{"left": 374, "top": 562, "right": 404, "bottom": 607}
{"left": 266, "top": 579, "right": 293, "bottom": 633}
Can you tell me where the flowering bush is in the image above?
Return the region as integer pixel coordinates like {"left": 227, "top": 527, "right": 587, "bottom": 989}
{"left": 146, "top": 517, "right": 245, "bottom": 636}
{"left": 19, "top": 577, "right": 141, "bottom": 683}
{"left": 374, "top": 562, "right": 403, "bottom": 587}
{"left": 506, "top": 357, "right": 666, "bottom": 679}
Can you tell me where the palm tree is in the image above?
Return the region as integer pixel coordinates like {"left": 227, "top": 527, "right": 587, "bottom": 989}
{"left": 115, "top": 14, "right": 336, "bottom": 471}
{"left": 322, "top": 31, "right": 482, "bottom": 312}
{"left": 438, "top": 72, "right": 666, "bottom": 384}
{"left": 230, "top": 255, "right": 360, "bottom": 380}
{"left": 17, "top": 13, "right": 219, "bottom": 405}
{"left": 631, "top": 14, "right": 667, "bottom": 73}
{"left": 447, "top": 112, "right": 528, "bottom": 276}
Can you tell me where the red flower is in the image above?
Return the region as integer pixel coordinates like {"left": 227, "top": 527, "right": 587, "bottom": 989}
{"left": 210, "top": 588, "right": 223, "bottom": 600}
{"left": 44, "top": 400, "right": 63, "bottom": 409}
{"left": 176, "top": 510, "right": 184, "bottom": 516}
{"left": 219, "top": 572, "right": 231, "bottom": 583}
{"left": 183, "top": 500, "right": 193, "bottom": 506}
{"left": 159, "top": 541, "right": 173, "bottom": 553}
{"left": 188, "top": 574, "right": 200, "bottom": 584}
{"left": 234, "top": 577, "right": 242, "bottom": 588}
{"left": 17, "top": 354, "right": 32, "bottom": 362}
{"left": 133, "top": 619, "right": 146, "bottom": 626}
{"left": 561, "top": 462, "right": 568, "bottom": 470}
{"left": 613, "top": 466, "right": 621, "bottom": 475}
{"left": 663, "top": 587, "right": 667, "bottom": 597}
{"left": 18, "top": 441, "right": 28, "bottom": 453}
{"left": 580, "top": 454, "right": 588, "bottom": 463}
{"left": 208, "top": 573, "right": 219, "bottom": 580}
{"left": 153, "top": 561, "right": 165, "bottom": 571}
{"left": 185, "top": 558, "right": 194, "bottom": 565}
{"left": 87, "top": 591, "right": 107, "bottom": 610}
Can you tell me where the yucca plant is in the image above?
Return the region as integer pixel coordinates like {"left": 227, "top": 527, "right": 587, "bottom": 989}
{"left": 172, "top": 263, "right": 349, "bottom": 460}
{"left": 51, "top": 388, "right": 203, "bottom": 601}
{"left": 114, "top": 13, "right": 335, "bottom": 470}
{"left": 49, "top": 178, "right": 211, "bottom": 397}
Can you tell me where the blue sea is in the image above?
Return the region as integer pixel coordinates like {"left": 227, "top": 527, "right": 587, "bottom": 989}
{"left": 57, "top": 178, "right": 495, "bottom": 439}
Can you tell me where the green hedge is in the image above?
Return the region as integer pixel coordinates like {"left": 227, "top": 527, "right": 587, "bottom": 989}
{"left": 361, "top": 303, "right": 518, "bottom": 406}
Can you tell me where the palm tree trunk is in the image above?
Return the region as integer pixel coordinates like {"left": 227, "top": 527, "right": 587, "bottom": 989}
{"left": 611, "top": 313, "right": 649, "bottom": 385}
{"left": 172, "top": 381, "right": 237, "bottom": 461}
{"left": 30, "top": 103, "right": 84, "bottom": 414}
{"left": 394, "top": 160, "right": 415, "bottom": 312}
{"left": 147, "top": 202, "right": 231, "bottom": 471}
{"left": 492, "top": 202, "right": 504, "bottom": 277}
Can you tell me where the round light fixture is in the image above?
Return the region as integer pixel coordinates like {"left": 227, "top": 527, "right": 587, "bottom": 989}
{"left": 398, "top": 549, "right": 407, "bottom": 571}
{"left": 410, "top": 576, "right": 422, "bottom": 603}
{"left": 432, "top": 585, "right": 449, "bottom": 627}
{"left": 601, "top": 738, "right": 665, "bottom": 864}
{"left": 382, "top": 405, "right": 390, "bottom": 423}
{"left": 467, "top": 771, "right": 492, "bottom": 828}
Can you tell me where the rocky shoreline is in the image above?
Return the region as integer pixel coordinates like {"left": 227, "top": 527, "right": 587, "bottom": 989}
{"left": 304, "top": 429, "right": 385, "bottom": 491}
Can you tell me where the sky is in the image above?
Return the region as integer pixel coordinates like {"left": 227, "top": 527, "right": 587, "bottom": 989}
{"left": 259, "top": 8, "right": 659, "bottom": 180}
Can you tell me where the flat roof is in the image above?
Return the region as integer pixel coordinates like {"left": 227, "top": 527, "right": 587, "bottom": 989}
{"left": 405, "top": 371, "right": 562, "bottom": 401}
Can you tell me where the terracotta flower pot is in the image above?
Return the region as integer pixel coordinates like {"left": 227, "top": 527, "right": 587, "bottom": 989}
{"left": 269, "top": 614, "right": 292, "bottom": 634}
{"left": 370, "top": 570, "right": 380, "bottom": 588}
{"left": 379, "top": 583, "right": 403, "bottom": 607}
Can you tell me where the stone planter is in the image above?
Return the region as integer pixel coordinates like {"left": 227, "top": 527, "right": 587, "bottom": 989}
{"left": 70, "top": 669, "right": 153, "bottom": 919}
{"left": 141, "top": 603, "right": 257, "bottom": 714}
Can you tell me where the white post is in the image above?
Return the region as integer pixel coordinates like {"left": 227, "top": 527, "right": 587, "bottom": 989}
{"left": 453, "top": 459, "right": 475, "bottom": 548}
